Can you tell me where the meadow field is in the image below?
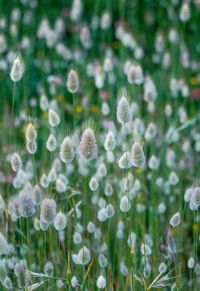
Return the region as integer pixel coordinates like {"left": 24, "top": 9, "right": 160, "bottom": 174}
{"left": 0, "top": 0, "right": 200, "bottom": 290}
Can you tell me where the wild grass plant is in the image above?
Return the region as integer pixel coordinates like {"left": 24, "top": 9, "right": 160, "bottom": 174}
{"left": 0, "top": 0, "right": 200, "bottom": 290}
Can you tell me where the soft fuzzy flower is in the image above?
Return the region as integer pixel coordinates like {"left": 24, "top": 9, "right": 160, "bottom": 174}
{"left": 26, "top": 140, "right": 37, "bottom": 155}
{"left": 67, "top": 69, "right": 79, "bottom": 93}
{"left": 54, "top": 211, "right": 67, "bottom": 231}
{"left": 25, "top": 123, "right": 37, "bottom": 142}
{"left": 60, "top": 137, "right": 74, "bottom": 163}
{"left": 180, "top": 3, "right": 190, "bottom": 22}
{"left": 117, "top": 91, "right": 131, "bottom": 125}
{"left": 118, "top": 151, "right": 132, "bottom": 169}
{"left": 89, "top": 176, "right": 99, "bottom": 191}
{"left": 128, "top": 65, "right": 143, "bottom": 85}
{"left": 40, "top": 198, "right": 57, "bottom": 224}
{"left": 96, "top": 274, "right": 106, "bottom": 289}
{"left": 48, "top": 109, "right": 60, "bottom": 127}
{"left": 141, "top": 243, "right": 152, "bottom": 256}
{"left": 120, "top": 196, "right": 131, "bottom": 212}
{"left": 18, "top": 190, "right": 36, "bottom": 217}
{"left": 79, "top": 128, "right": 97, "bottom": 161}
{"left": 170, "top": 212, "right": 181, "bottom": 227}
{"left": 10, "top": 55, "right": 25, "bottom": 82}
{"left": 72, "top": 246, "right": 91, "bottom": 265}
{"left": 44, "top": 262, "right": 54, "bottom": 277}
{"left": 46, "top": 134, "right": 57, "bottom": 152}
{"left": 11, "top": 153, "right": 22, "bottom": 172}
{"left": 131, "top": 142, "right": 146, "bottom": 168}
{"left": 190, "top": 187, "right": 200, "bottom": 208}
{"left": 104, "top": 131, "right": 116, "bottom": 151}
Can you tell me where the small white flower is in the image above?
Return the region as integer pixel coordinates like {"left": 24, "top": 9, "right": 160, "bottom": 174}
{"left": 98, "top": 254, "right": 107, "bottom": 268}
{"left": 54, "top": 212, "right": 67, "bottom": 231}
{"left": 104, "top": 131, "right": 116, "bottom": 151}
{"left": 140, "top": 243, "right": 152, "bottom": 256}
{"left": 48, "top": 109, "right": 60, "bottom": 127}
{"left": 98, "top": 208, "right": 107, "bottom": 222}
{"left": 131, "top": 142, "right": 146, "bottom": 168}
{"left": 11, "top": 153, "right": 22, "bottom": 172}
{"left": 10, "top": 55, "right": 25, "bottom": 82}
{"left": 46, "top": 134, "right": 57, "bottom": 152}
{"left": 89, "top": 176, "right": 99, "bottom": 191}
{"left": 72, "top": 246, "right": 91, "bottom": 265}
{"left": 187, "top": 257, "right": 195, "bottom": 269}
{"left": 170, "top": 212, "right": 181, "bottom": 227}
{"left": 106, "top": 204, "right": 115, "bottom": 219}
{"left": 96, "top": 274, "right": 106, "bottom": 289}
{"left": 118, "top": 151, "right": 132, "bottom": 169}
{"left": 120, "top": 196, "right": 131, "bottom": 212}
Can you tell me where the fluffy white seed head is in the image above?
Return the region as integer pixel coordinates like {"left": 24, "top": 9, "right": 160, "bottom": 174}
{"left": 131, "top": 142, "right": 146, "bottom": 168}
{"left": 120, "top": 196, "right": 131, "bottom": 212}
{"left": 87, "top": 221, "right": 95, "bottom": 233}
{"left": 25, "top": 123, "right": 37, "bottom": 142}
{"left": 79, "top": 128, "right": 97, "bottom": 161}
{"left": 89, "top": 176, "right": 99, "bottom": 191}
{"left": 44, "top": 262, "right": 54, "bottom": 277}
{"left": 98, "top": 254, "right": 107, "bottom": 268}
{"left": 106, "top": 204, "right": 115, "bottom": 218}
{"left": 18, "top": 190, "right": 36, "bottom": 217}
{"left": 10, "top": 55, "right": 25, "bottom": 82}
{"left": 141, "top": 243, "right": 152, "bottom": 256}
{"left": 26, "top": 140, "right": 37, "bottom": 155}
{"left": 117, "top": 92, "right": 131, "bottom": 125}
{"left": 54, "top": 211, "right": 67, "bottom": 231}
{"left": 98, "top": 208, "right": 107, "bottom": 222}
{"left": 128, "top": 65, "right": 144, "bottom": 85}
{"left": 70, "top": 0, "right": 82, "bottom": 22}
{"left": 72, "top": 246, "right": 91, "bottom": 265}
{"left": 180, "top": 3, "right": 190, "bottom": 22}
{"left": 168, "top": 171, "right": 179, "bottom": 185}
{"left": 40, "top": 198, "right": 57, "bottom": 224}
{"left": 3, "top": 277, "right": 13, "bottom": 289}
{"left": 40, "top": 220, "right": 49, "bottom": 231}
{"left": 97, "top": 274, "right": 106, "bottom": 289}
{"left": 145, "top": 123, "right": 157, "bottom": 142}
{"left": 33, "top": 184, "right": 42, "bottom": 205}
{"left": 118, "top": 151, "right": 132, "bottom": 169}
{"left": 56, "top": 178, "right": 67, "bottom": 193}
{"left": 48, "top": 109, "right": 60, "bottom": 127}
{"left": 67, "top": 69, "right": 79, "bottom": 93}
{"left": 170, "top": 212, "right": 181, "bottom": 227}
{"left": 188, "top": 257, "right": 195, "bottom": 269}
{"left": 144, "top": 78, "right": 157, "bottom": 102}
{"left": 106, "top": 151, "right": 115, "bottom": 163}
{"left": 104, "top": 182, "right": 113, "bottom": 197}
{"left": 104, "top": 131, "right": 116, "bottom": 151}
{"left": 60, "top": 137, "right": 74, "bottom": 163}
{"left": 73, "top": 232, "right": 82, "bottom": 244}
{"left": 190, "top": 187, "right": 200, "bottom": 208}
{"left": 40, "top": 94, "right": 49, "bottom": 111}
{"left": 11, "top": 153, "right": 22, "bottom": 172}
{"left": 97, "top": 163, "right": 107, "bottom": 178}
{"left": 46, "top": 134, "right": 57, "bottom": 152}
{"left": 40, "top": 174, "right": 49, "bottom": 188}
{"left": 148, "top": 155, "right": 160, "bottom": 170}
{"left": 71, "top": 275, "right": 79, "bottom": 288}
{"left": 48, "top": 168, "right": 57, "bottom": 182}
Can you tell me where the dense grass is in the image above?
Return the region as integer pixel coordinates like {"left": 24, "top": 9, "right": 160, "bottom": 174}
{"left": 0, "top": 1, "right": 200, "bottom": 290}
